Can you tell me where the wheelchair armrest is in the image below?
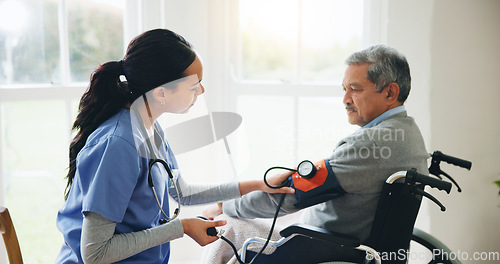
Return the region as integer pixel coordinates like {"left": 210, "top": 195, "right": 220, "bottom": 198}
{"left": 279, "top": 223, "right": 361, "bottom": 248}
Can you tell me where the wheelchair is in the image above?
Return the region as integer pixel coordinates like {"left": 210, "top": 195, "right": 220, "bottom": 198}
{"left": 238, "top": 151, "right": 472, "bottom": 264}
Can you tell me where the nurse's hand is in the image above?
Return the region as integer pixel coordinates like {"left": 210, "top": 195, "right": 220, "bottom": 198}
{"left": 262, "top": 170, "right": 296, "bottom": 193}
{"left": 238, "top": 171, "right": 295, "bottom": 196}
{"left": 181, "top": 218, "right": 226, "bottom": 246}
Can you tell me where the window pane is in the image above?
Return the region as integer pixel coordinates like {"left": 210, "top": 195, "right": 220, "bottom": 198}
{"left": 1, "top": 100, "right": 70, "bottom": 262}
{"left": 300, "top": 0, "right": 364, "bottom": 83}
{"left": 235, "top": 96, "right": 357, "bottom": 179}
{"left": 239, "top": 0, "right": 299, "bottom": 81}
{"left": 238, "top": 0, "right": 364, "bottom": 84}
{"left": 297, "top": 97, "right": 357, "bottom": 161}
{"left": 68, "top": 0, "right": 124, "bottom": 82}
{"left": 237, "top": 95, "right": 296, "bottom": 179}
{"left": 0, "top": 0, "right": 60, "bottom": 85}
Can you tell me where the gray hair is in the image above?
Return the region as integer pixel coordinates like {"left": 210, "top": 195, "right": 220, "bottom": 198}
{"left": 345, "top": 45, "right": 411, "bottom": 103}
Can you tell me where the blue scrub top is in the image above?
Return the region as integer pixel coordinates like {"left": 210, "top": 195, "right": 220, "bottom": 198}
{"left": 56, "top": 109, "right": 177, "bottom": 264}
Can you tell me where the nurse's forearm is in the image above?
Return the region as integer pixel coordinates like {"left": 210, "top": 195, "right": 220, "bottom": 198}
{"left": 81, "top": 212, "right": 183, "bottom": 264}
{"left": 170, "top": 176, "right": 241, "bottom": 205}
{"left": 238, "top": 177, "right": 295, "bottom": 196}
{"left": 238, "top": 180, "right": 265, "bottom": 195}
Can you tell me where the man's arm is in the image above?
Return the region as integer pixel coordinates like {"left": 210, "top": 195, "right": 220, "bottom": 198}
{"left": 222, "top": 191, "right": 299, "bottom": 219}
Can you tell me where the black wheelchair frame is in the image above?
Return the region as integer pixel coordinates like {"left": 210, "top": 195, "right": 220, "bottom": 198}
{"left": 239, "top": 151, "right": 472, "bottom": 264}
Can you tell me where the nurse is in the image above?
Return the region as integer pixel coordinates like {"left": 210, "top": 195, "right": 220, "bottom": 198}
{"left": 56, "top": 28, "right": 293, "bottom": 264}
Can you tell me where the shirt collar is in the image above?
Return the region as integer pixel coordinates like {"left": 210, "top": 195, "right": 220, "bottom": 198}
{"left": 362, "top": 105, "right": 406, "bottom": 128}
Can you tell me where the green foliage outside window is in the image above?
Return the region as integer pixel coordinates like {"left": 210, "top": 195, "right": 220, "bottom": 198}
{"left": 0, "top": 0, "right": 123, "bottom": 85}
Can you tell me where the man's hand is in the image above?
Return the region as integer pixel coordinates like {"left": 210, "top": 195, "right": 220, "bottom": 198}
{"left": 202, "top": 203, "right": 223, "bottom": 220}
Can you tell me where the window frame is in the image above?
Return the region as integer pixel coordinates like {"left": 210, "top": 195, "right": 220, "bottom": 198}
{"left": 0, "top": 0, "right": 162, "bottom": 206}
{"left": 226, "top": 0, "right": 387, "bottom": 98}
{"left": 221, "top": 0, "right": 387, "bottom": 165}
{"left": 0, "top": 1, "right": 388, "bottom": 261}
{"left": 0, "top": 0, "right": 388, "bottom": 204}
{"left": 0, "top": 1, "right": 166, "bottom": 261}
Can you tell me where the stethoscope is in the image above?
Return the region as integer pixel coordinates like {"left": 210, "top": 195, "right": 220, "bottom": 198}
{"left": 132, "top": 94, "right": 182, "bottom": 224}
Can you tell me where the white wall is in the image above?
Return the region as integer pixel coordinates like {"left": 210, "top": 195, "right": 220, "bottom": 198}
{"left": 387, "top": 0, "right": 500, "bottom": 262}
{"left": 428, "top": 0, "right": 500, "bottom": 260}
{"left": 384, "top": 0, "right": 436, "bottom": 237}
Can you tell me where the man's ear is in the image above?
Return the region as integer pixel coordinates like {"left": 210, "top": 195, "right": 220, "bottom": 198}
{"left": 385, "top": 83, "right": 400, "bottom": 105}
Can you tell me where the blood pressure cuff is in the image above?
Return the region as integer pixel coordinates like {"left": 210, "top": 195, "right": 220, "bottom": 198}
{"left": 290, "top": 159, "right": 346, "bottom": 209}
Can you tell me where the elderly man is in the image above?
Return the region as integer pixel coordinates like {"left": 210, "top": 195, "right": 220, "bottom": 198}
{"left": 202, "top": 45, "right": 429, "bottom": 263}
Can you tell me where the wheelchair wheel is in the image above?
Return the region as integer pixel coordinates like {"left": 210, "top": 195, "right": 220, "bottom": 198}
{"left": 410, "top": 228, "right": 461, "bottom": 264}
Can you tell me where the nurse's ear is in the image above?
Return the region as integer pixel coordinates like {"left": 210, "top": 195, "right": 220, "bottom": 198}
{"left": 152, "top": 86, "right": 169, "bottom": 106}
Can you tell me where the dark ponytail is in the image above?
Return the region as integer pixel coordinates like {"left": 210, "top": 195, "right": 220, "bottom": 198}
{"left": 65, "top": 61, "right": 130, "bottom": 199}
{"left": 64, "top": 29, "right": 196, "bottom": 199}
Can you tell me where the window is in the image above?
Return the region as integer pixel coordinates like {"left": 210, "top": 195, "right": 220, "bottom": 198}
{"left": 0, "top": 0, "right": 60, "bottom": 85}
{"left": 67, "top": 0, "right": 125, "bottom": 82}
{"left": 0, "top": 0, "right": 124, "bottom": 85}
{"left": 227, "top": 0, "right": 371, "bottom": 179}
{"left": 0, "top": 0, "right": 125, "bottom": 262}
{"left": 0, "top": 0, "right": 384, "bottom": 262}
{"left": 237, "top": 0, "right": 364, "bottom": 84}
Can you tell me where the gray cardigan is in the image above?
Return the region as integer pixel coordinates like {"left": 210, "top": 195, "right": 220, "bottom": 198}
{"left": 223, "top": 111, "right": 429, "bottom": 242}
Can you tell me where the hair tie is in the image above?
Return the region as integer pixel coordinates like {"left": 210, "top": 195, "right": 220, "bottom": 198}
{"left": 117, "top": 60, "right": 125, "bottom": 75}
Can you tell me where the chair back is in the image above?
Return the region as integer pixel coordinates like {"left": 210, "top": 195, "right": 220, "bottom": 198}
{"left": 365, "top": 181, "right": 423, "bottom": 263}
{"left": 0, "top": 207, "right": 24, "bottom": 264}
